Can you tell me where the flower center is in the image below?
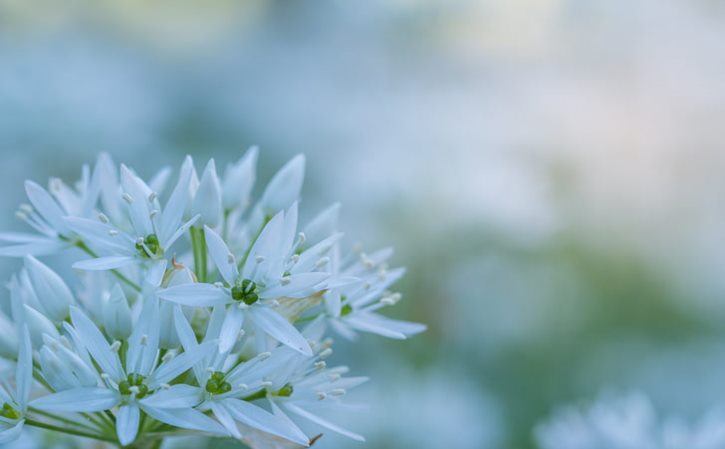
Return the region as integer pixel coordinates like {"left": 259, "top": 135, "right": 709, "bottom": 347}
{"left": 135, "top": 233, "right": 162, "bottom": 258}
{"left": 0, "top": 403, "right": 20, "bottom": 420}
{"left": 205, "top": 371, "right": 231, "bottom": 394}
{"left": 118, "top": 373, "right": 150, "bottom": 399}
{"left": 231, "top": 279, "right": 259, "bottom": 305}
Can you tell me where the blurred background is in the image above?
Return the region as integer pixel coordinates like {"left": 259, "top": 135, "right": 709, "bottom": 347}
{"left": 2, "top": 0, "right": 725, "bottom": 448}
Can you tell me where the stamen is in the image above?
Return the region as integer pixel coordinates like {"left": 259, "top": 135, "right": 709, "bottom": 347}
{"left": 316, "top": 392, "right": 327, "bottom": 401}
{"left": 255, "top": 255, "right": 265, "bottom": 264}
{"left": 238, "top": 383, "right": 249, "bottom": 391}
{"left": 257, "top": 352, "right": 272, "bottom": 361}
{"left": 319, "top": 348, "right": 333, "bottom": 359}
{"left": 314, "top": 361, "right": 327, "bottom": 370}
{"left": 148, "top": 192, "right": 157, "bottom": 202}
{"left": 19, "top": 204, "right": 33, "bottom": 214}
{"left": 227, "top": 253, "right": 235, "bottom": 264}
{"left": 260, "top": 381, "right": 273, "bottom": 388}
{"left": 140, "top": 335, "right": 148, "bottom": 345}
{"left": 108, "top": 229, "right": 119, "bottom": 236}
{"left": 122, "top": 193, "right": 134, "bottom": 204}
{"left": 160, "top": 383, "right": 171, "bottom": 389}
{"left": 280, "top": 277, "right": 291, "bottom": 286}
{"left": 315, "top": 257, "right": 330, "bottom": 268}
{"left": 328, "top": 373, "right": 341, "bottom": 382}
{"left": 330, "top": 388, "right": 346, "bottom": 396}
{"left": 98, "top": 213, "right": 109, "bottom": 223}
{"left": 110, "top": 341, "right": 122, "bottom": 352}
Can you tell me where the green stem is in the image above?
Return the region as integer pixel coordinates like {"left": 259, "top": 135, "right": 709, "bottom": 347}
{"left": 76, "top": 241, "right": 141, "bottom": 292}
{"left": 190, "top": 227, "right": 208, "bottom": 283}
{"left": 25, "top": 418, "right": 117, "bottom": 442}
{"left": 29, "top": 408, "right": 101, "bottom": 433}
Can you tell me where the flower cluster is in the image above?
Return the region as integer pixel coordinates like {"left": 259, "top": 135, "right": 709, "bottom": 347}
{"left": 535, "top": 392, "right": 725, "bottom": 449}
{"left": 0, "top": 150, "right": 424, "bottom": 448}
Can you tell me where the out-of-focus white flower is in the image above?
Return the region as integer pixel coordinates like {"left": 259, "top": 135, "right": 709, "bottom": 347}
{"left": 23, "top": 255, "right": 74, "bottom": 322}
{"left": 535, "top": 392, "right": 725, "bottom": 449}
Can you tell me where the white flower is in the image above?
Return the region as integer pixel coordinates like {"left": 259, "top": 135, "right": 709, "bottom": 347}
{"left": 535, "top": 392, "right": 725, "bottom": 449}
{"left": 325, "top": 247, "right": 425, "bottom": 340}
{"left": 0, "top": 151, "right": 422, "bottom": 447}
{"left": 159, "top": 205, "right": 330, "bottom": 355}
{"left": 32, "top": 304, "right": 225, "bottom": 446}
{"left": 66, "top": 163, "right": 198, "bottom": 271}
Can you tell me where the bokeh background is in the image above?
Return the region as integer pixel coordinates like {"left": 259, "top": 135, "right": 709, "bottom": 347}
{"left": 3, "top": 0, "right": 725, "bottom": 448}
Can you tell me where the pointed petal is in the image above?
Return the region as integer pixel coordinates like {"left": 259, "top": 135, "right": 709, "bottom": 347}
{"left": 140, "top": 385, "right": 203, "bottom": 409}
{"left": 73, "top": 256, "right": 137, "bottom": 271}
{"left": 284, "top": 402, "right": 365, "bottom": 441}
{"left": 117, "top": 404, "right": 140, "bottom": 446}
{"left": 259, "top": 155, "right": 305, "bottom": 215}
{"left": 225, "top": 398, "right": 309, "bottom": 445}
{"left": 16, "top": 326, "right": 32, "bottom": 408}
{"left": 204, "top": 226, "right": 238, "bottom": 284}
{"left": 211, "top": 401, "right": 242, "bottom": 438}
{"left": 217, "top": 306, "right": 244, "bottom": 354}
{"left": 242, "top": 211, "right": 285, "bottom": 279}
{"left": 31, "top": 388, "right": 119, "bottom": 412}
{"left": 249, "top": 307, "right": 312, "bottom": 356}
{"left": 158, "top": 283, "right": 230, "bottom": 307}
{"left": 141, "top": 404, "right": 228, "bottom": 435}
{"left": 25, "top": 180, "right": 69, "bottom": 234}
{"left": 261, "top": 273, "right": 329, "bottom": 299}
{"left": 120, "top": 165, "right": 153, "bottom": 236}
{"left": 149, "top": 341, "right": 215, "bottom": 387}
{"left": 70, "top": 306, "right": 123, "bottom": 380}
{"left": 0, "top": 420, "right": 24, "bottom": 444}
{"left": 159, "top": 163, "right": 192, "bottom": 246}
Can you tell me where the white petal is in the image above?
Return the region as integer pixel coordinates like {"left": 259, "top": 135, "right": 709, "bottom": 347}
{"left": 25, "top": 180, "right": 69, "bottom": 234}
{"left": 163, "top": 215, "right": 200, "bottom": 251}
{"left": 173, "top": 307, "right": 205, "bottom": 384}
{"left": 204, "top": 225, "right": 238, "bottom": 284}
{"left": 24, "top": 255, "right": 74, "bottom": 322}
{"left": 140, "top": 385, "right": 203, "bottom": 409}
{"left": 23, "top": 305, "right": 60, "bottom": 348}
{"left": 159, "top": 162, "right": 192, "bottom": 246}
{"left": 249, "top": 307, "right": 312, "bottom": 356}
{"left": 16, "top": 326, "right": 32, "bottom": 408}
{"left": 158, "top": 283, "right": 230, "bottom": 307}
{"left": 0, "top": 420, "right": 24, "bottom": 444}
{"left": 242, "top": 211, "right": 285, "bottom": 279}
{"left": 70, "top": 306, "right": 124, "bottom": 380}
{"left": 31, "top": 388, "right": 119, "bottom": 412}
{"left": 343, "top": 314, "right": 408, "bottom": 340}
{"left": 117, "top": 404, "right": 140, "bottom": 446}
{"left": 192, "top": 159, "right": 222, "bottom": 228}
{"left": 126, "top": 296, "right": 160, "bottom": 376}
{"left": 73, "top": 256, "right": 137, "bottom": 271}
{"left": 120, "top": 164, "right": 154, "bottom": 236}
{"left": 63, "top": 216, "right": 133, "bottom": 255}
{"left": 149, "top": 166, "right": 172, "bottom": 197}
{"left": 269, "top": 400, "right": 310, "bottom": 445}
{"left": 284, "top": 402, "right": 365, "bottom": 441}
{"left": 149, "top": 340, "right": 215, "bottom": 387}
{"left": 103, "top": 284, "right": 132, "bottom": 340}
{"left": 225, "top": 398, "right": 309, "bottom": 445}
{"left": 218, "top": 306, "right": 245, "bottom": 354}
{"left": 259, "top": 155, "right": 305, "bottom": 215}
{"left": 141, "top": 405, "right": 228, "bottom": 435}
{"left": 261, "top": 273, "right": 329, "bottom": 299}
{"left": 221, "top": 146, "right": 258, "bottom": 211}
{"left": 211, "top": 400, "right": 242, "bottom": 438}
{"left": 0, "top": 241, "right": 68, "bottom": 257}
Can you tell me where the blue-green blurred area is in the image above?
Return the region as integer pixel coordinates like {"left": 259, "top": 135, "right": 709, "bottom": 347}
{"left": 3, "top": 0, "right": 725, "bottom": 448}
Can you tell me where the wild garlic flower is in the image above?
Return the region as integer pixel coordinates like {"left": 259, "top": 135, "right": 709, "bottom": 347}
{"left": 535, "top": 392, "right": 725, "bottom": 449}
{"left": 0, "top": 151, "right": 423, "bottom": 448}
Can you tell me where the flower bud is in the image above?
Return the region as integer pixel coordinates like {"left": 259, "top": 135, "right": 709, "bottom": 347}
{"left": 222, "top": 146, "right": 258, "bottom": 211}
{"left": 24, "top": 255, "right": 74, "bottom": 322}
{"left": 259, "top": 154, "right": 305, "bottom": 215}
{"left": 23, "top": 304, "right": 60, "bottom": 347}
{"left": 103, "top": 284, "right": 132, "bottom": 340}
{"left": 192, "top": 159, "right": 222, "bottom": 228}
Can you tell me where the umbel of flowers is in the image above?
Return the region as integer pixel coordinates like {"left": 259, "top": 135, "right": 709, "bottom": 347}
{"left": 0, "top": 149, "right": 424, "bottom": 448}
